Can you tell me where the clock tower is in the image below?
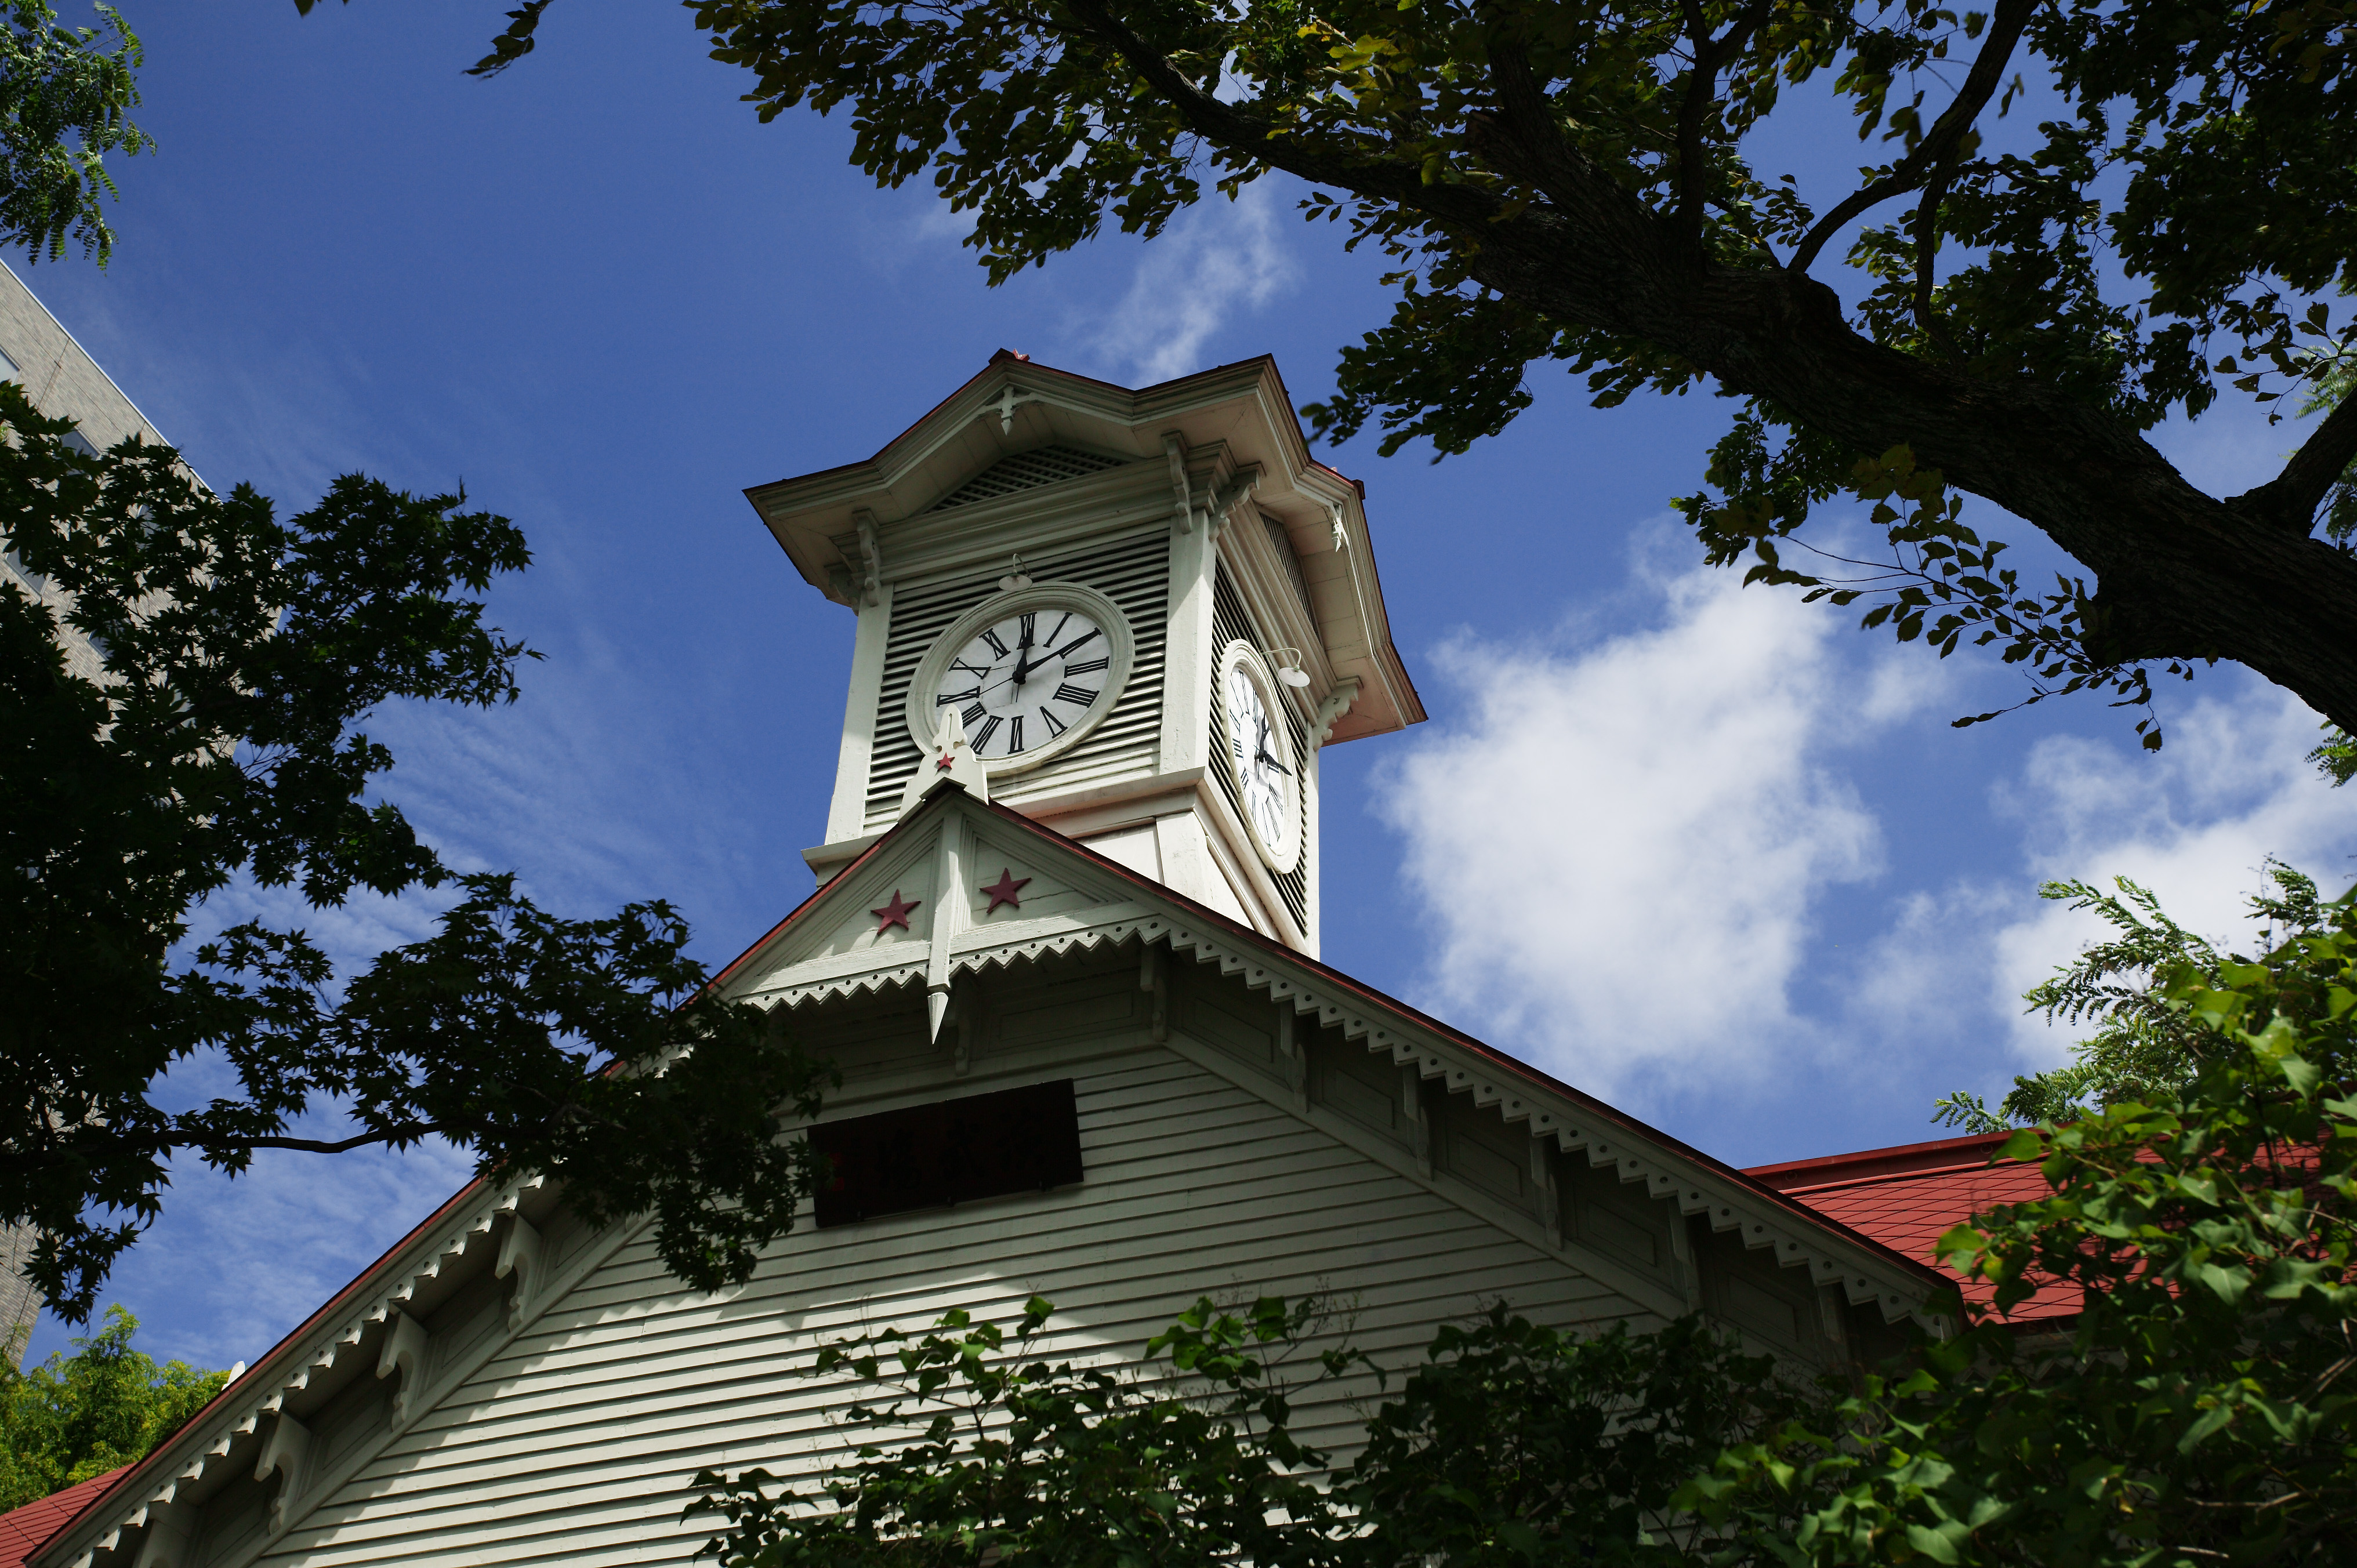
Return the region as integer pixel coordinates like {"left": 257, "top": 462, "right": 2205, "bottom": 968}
{"left": 745, "top": 351, "right": 1422, "bottom": 957}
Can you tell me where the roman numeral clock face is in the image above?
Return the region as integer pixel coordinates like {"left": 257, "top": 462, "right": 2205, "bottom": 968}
{"left": 911, "top": 591, "right": 1132, "bottom": 774}
{"left": 937, "top": 608, "right": 1108, "bottom": 758}
{"left": 1221, "top": 645, "right": 1301, "bottom": 873}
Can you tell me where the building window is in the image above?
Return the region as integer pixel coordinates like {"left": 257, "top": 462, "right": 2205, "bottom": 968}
{"left": 810, "top": 1079, "right": 1085, "bottom": 1228}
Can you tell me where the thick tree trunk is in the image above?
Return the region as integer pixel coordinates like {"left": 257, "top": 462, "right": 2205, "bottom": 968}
{"left": 1463, "top": 216, "right": 2357, "bottom": 735}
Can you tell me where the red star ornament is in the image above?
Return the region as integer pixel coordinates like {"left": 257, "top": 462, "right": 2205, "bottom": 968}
{"left": 980, "top": 868, "right": 1031, "bottom": 913}
{"left": 871, "top": 890, "right": 920, "bottom": 933}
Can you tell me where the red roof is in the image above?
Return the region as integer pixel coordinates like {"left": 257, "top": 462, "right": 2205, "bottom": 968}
{"left": 0, "top": 1469, "right": 127, "bottom": 1568}
{"left": 1748, "top": 1131, "right": 2077, "bottom": 1323}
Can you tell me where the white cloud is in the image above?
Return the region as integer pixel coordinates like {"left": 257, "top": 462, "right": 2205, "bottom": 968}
{"left": 1981, "top": 683, "right": 2357, "bottom": 1065}
{"left": 1083, "top": 182, "right": 1300, "bottom": 384}
{"left": 1825, "top": 677, "right": 2357, "bottom": 1117}
{"left": 1373, "top": 538, "right": 1946, "bottom": 1104}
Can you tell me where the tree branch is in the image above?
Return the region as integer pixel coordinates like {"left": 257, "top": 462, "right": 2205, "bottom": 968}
{"left": 1786, "top": 0, "right": 2035, "bottom": 273}
{"left": 2232, "top": 386, "right": 2357, "bottom": 536}
{"left": 211, "top": 1124, "right": 448, "bottom": 1155}
{"left": 1673, "top": 0, "right": 1772, "bottom": 241}
{"left": 1060, "top": 0, "right": 1495, "bottom": 227}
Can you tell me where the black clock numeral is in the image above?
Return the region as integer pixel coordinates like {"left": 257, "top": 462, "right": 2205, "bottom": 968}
{"left": 1018, "top": 612, "right": 1036, "bottom": 646}
{"left": 938, "top": 687, "right": 981, "bottom": 706}
{"left": 973, "top": 715, "right": 1003, "bottom": 752}
{"left": 1038, "top": 706, "right": 1068, "bottom": 739}
{"left": 1051, "top": 627, "right": 1100, "bottom": 659}
{"left": 951, "top": 659, "right": 993, "bottom": 678}
{"left": 979, "top": 628, "right": 1011, "bottom": 658}
{"left": 962, "top": 702, "right": 987, "bottom": 727}
{"left": 1006, "top": 715, "right": 1024, "bottom": 753}
{"left": 1046, "top": 612, "right": 1072, "bottom": 647}
{"left": 1064, "top": 656, "right": 1109, "bottom": 676}
{"left": 1052, "top": 683, "right": 1099, "bottom": 708}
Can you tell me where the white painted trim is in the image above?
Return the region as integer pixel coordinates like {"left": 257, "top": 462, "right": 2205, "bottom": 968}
{"left": 825, "top": 582, "right": 895, "bottom": 843}
{"left": 1158, "top": 511, "right": 1214, "bottom": 775}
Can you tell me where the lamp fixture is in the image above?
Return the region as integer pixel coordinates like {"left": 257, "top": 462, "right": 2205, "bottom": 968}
{"left": 998, "top": 554, "right": 1033, "bottom": 593}
{"left": 1268, "top": 647, "right": 1313, "bottom": 688}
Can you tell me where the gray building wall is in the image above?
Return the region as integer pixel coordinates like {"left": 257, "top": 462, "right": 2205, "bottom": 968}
{"left": 0, "top": 260, "right": 181, "bottom": 1366}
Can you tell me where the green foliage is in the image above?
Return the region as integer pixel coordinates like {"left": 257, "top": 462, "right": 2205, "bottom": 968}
{"left": 0, "top": 1307, "right": 227, "bottom": 1511}
{"left": 0, "top": 1, "right": 150, "bottom": 265}
{"left": 690, "top": 1294, "right": 1350, "bottom": 1568}
{"left": 0, "top": 380, "right": 834, "bottom": 1320}
{"left": 1696, "top": 878, "right": 2357, "bottom": 1563}
{"left": 691, "top": 1295, "right": 1818, "bottom": 1568}
{"left": 1934, "top": 862, "right": 2326, "bottom": 1133}
{"left": 1339, "top": 1309, "right": 1812, "bottom": 1566}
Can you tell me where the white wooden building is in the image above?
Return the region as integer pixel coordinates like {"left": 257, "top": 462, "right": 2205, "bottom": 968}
{"left": 26, "top": 354, "right": 1955, "bottom": 1568}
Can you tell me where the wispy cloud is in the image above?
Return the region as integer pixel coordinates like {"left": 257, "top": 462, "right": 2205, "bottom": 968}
{"left": 1373, "top": 526, "right": 2357, "bottom": 1123}
{"left": 1082, "top": 182, "right": 1300, "bottom": 384}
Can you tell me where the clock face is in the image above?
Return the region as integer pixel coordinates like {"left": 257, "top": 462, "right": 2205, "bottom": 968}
{"left": 930, "top": 605, "right": 1114, "bottom": 761}
{"left": 1223, "top": 651, "right": 1300, "bottom": 872}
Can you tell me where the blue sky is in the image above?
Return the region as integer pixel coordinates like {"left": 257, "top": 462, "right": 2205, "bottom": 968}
{"left": 19, "top": 2, "right": 2355, "bottom": 1370}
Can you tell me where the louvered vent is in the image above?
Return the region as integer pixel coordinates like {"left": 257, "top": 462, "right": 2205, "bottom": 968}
{"left": 929, "top": 446, "right": 1125, "bottom": 510}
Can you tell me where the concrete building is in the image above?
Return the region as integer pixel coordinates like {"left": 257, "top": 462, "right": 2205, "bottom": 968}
{"left": 0, "top": 260, "right": 177, "bottom": 1368}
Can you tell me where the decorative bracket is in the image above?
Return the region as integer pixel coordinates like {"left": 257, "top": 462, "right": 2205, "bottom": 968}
{"left": 1161, "top": 433, "right": 1194, "bottom": 533}
{"left": 496, "top": 1215, "right": 543, "bottom": 1330}
{"left": 253, "top": 1412, "right": 310, "bottom": 1533}
{"left": 1312, "top": 677, "right": 1361, "bottom": 750}
{"left": 1400, "top": 1063, "right": 1433, "bottom": 1178}
{"left": 986, "top": 382, "right": 1045, "bottom": 435}
{"left": 375, "top": 1310, "right": 429, "bottom": 1428}
{"left": 1275, "top": 1001, "right": 1307, "bottom": 1113}
{"left": 851, "top": 509, "right": 884, "bottom": 606}
{"left": 1530, "top": 1131, "right": 1562, "bottom": 1242}
{"left": 1140, "top": 942, "right": 1168, "bottom": 1044}
{"left": 1205, "top": 467, "right": 1261, "bottom": 538}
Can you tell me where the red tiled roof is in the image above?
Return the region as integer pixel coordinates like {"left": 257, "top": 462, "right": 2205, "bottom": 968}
{"left": 0, "top": 1469, "right": 127, "bottom": 1568}
{"left": 1747, "top": 1131, "right": 2077, "bottom": 1323}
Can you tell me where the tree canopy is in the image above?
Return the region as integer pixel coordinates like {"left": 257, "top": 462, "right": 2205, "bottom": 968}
{"left": 0, "top": 1, "right": 148, "bottom": 266}
{"left": 1933, "top": 860, "right": 2331, "bottom": 1132}
{"left": 412, "top": 0, "right": 2357, "bottom": 750}
{"left": 0, "top": 1306, "right": 227, "bottom": 1511}
{"left": 0, "top": 383, "right": 833, "bottom": 1323}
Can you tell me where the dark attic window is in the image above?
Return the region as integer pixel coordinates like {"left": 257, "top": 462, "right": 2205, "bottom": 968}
{"left": 810, "top": 1079, "right": 1084, "bottom": 1228}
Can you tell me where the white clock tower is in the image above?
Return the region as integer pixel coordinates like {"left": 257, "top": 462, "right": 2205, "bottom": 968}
{"left": 745, "top": 351, "right": 1422, "bottom": 956}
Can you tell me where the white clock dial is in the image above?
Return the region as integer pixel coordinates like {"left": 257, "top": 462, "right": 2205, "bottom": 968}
{"left": 930, "top": 605, "right": 1112, "bottom": 760}
{"left": 1221, "top": 647, "right": 1300, "bottom": 872}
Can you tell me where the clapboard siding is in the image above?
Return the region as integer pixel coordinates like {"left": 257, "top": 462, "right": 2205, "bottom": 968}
{"left": 260, "top": 1048, "right": 1649, "bottom": 1568}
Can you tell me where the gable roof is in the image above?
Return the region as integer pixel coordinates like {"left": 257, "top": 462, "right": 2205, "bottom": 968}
{"left": 1, "top": 1471, "right": 125, "bottom": 1568}
{"left": 715, "top": 782, "right": 1962, "bottom": 1315}
{"left": 1749, "top": 1132, "right": 2074, "bottom": 1323}
{"left": 35, "top": 785, "right": 1965, "bottom": 1568}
